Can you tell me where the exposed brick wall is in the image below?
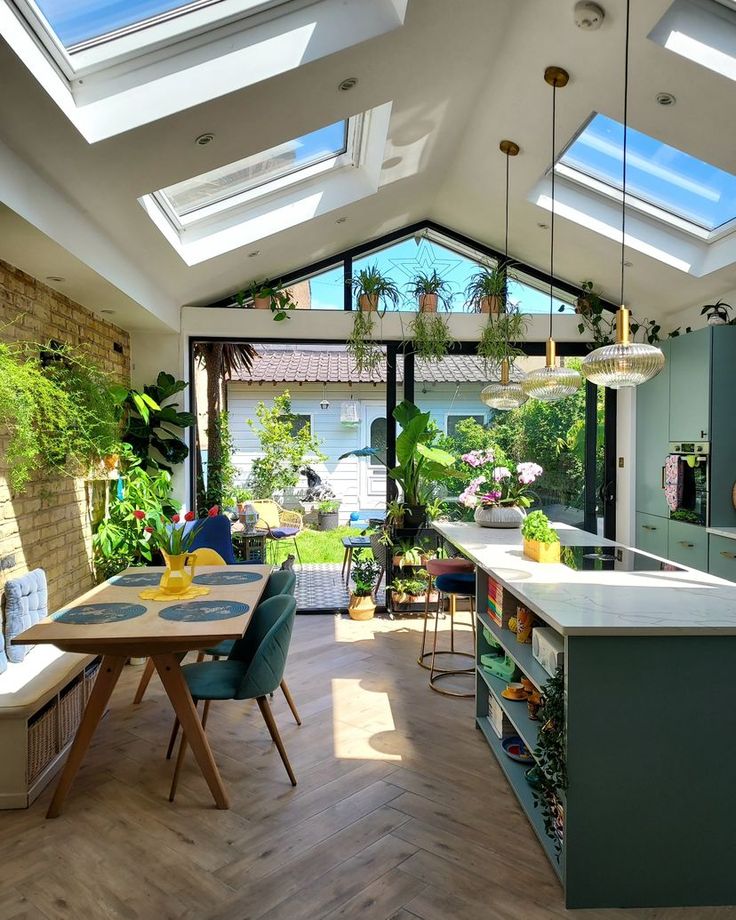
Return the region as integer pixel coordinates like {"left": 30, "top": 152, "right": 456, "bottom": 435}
{"left": 0, "top": 260, "right": 130, "bottom": 611}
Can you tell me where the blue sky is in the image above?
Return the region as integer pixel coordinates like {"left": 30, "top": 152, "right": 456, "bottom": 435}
{"left": 35, "top": 0, "right": 204, "bottom": 46}
{"left": 562, "top": 113, "right": 736, "bottom": 231}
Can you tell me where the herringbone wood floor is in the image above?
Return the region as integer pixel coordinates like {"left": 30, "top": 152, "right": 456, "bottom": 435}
{"left": 2, "top": 615, "right": 735, "bottom": 920}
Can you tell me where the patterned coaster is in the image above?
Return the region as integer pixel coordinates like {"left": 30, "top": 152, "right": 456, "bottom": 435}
{"left": 193, "top": 571, "right": 263, "bottom": 586}
{"left": 110, "top": 572, "right": 161, "bottom": 587}
{"left": 53, "top": 602, "right": 147, "bottom": 625}
{"left": 139, "top": 585, "right": 210, "bottom": 601}
{"left": 158, "top": 600, "right": 249, "bottom": 622}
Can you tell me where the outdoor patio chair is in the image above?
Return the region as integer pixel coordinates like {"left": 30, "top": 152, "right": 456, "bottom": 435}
{"left": 252, "top": 500, "right": 303, "bottom": 565}
{"left": 168, "top": 594, "right": 299, "bottom": 800}
{"left": 369, "top": 532, "right": 389, "bottom": 593}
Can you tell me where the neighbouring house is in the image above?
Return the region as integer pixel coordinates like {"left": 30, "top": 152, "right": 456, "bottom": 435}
{"left": 226, "top": 345, "right": 522, "bottom": 523}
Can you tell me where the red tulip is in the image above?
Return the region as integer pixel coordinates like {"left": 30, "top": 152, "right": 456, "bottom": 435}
{"left": 133, "top": 510, "right": 145, "bottom": 520}
{"left": 172, "top": 514, "right": 180, "bottom": 524}
{"left": 144, "top": 526, "right": 153, "bottom": 534}
{"left": 184, "top": 510, "right": 196, "bottom": 522}
{"left": 208, "top": 506, "right": 219, "bottom": 517}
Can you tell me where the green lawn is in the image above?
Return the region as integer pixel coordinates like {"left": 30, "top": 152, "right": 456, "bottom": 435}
{"left": 269, "top": 526, "right": 364, "bottom": 565}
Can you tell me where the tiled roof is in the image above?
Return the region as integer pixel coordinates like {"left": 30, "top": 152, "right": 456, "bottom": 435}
{"left": 230, "top": 346, "right": 519, "bottom": 384}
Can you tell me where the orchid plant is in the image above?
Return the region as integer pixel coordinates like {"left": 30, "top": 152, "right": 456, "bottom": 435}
{"left": 133, "top": 505, "right": 219, "bottom": 556}
{"left": 457, "top": 448, "right": 543, "bottom": 509}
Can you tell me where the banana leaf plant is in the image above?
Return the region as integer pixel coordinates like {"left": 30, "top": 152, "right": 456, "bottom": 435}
{"left": 339, "top": 400, "right": 457, "bottom": 515}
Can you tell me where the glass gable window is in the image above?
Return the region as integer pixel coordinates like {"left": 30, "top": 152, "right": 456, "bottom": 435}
{"left": 155, "top": 120, "right": 351, "bottom": 224}
{"left": 557, "top": 113, "right": 736, "bottom": 234}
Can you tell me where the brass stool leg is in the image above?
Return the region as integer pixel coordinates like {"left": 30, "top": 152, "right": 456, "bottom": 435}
{"left": 429, "top": 591, "right": 475, "bottom": 698}
{"left": 418, "top": 580, "right": 454, "bottom": 672}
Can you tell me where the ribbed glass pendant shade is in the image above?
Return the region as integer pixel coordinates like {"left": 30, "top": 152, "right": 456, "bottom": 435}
{"left": 481, "top": 358, "right": 528, "bottom": 410}
{"left": 581, "top": 307, "right": 665, "bottom": 389}
{"left": 521, "top": 339, "right": 581, "bottom": 403}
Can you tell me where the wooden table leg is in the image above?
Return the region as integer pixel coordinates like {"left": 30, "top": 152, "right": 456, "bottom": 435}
{"left": 47, "top": 655, "right": 126, "bottom": 819}
{"left": 152, "top": 653, "right": 229, "bottom": 810}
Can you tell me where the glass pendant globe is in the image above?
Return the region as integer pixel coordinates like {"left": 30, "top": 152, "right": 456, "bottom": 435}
{"left": 480, "top": 381, "right": 528, "bottom": 411}
{"left": 521, "top": 365, "right": 581, "bottom": 402}
{"left": 581, "top": 342, "right": 665, "bottom": 389}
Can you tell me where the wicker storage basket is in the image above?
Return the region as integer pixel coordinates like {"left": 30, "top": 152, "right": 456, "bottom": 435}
{"left": 58, "top": 678, "right": 84, "bottom": 748}
{"left": 83, "top": 659, "right": 101, "bottom": 704}
{"left": 27, "top": 702, "right": 58, "bottom": 784}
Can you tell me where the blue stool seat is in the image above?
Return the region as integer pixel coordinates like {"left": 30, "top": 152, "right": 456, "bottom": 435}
{"left": 435, "top": 572, "right": 475, "bottom": 596}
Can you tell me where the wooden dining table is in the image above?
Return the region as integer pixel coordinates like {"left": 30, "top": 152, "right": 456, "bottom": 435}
{"left": 14, "top": 563, "right": 272, "bottom": 818}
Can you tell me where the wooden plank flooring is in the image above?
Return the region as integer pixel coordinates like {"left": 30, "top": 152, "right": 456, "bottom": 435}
{"left": 3, "top": 614, "right": 736, "bottom": 920}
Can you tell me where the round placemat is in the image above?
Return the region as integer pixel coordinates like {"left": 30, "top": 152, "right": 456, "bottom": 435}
{"left": 110, "top": 572, "right": 161, "bottom": 587}
{"left": 193, "top": 571, "right": 263, "bottom": 586}
{"left": 53, "top": 602, "right": 147, "bottom": 625}
{"left": 158, "top": 600, "right": 249, "bottom": 622}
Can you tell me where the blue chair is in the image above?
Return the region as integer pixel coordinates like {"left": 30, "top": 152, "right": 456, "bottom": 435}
{"left": 169, "top": 594, "right": 299, "bottom": 800}
{"left": 184, "top": 514, "right": 236, "bottom": 565}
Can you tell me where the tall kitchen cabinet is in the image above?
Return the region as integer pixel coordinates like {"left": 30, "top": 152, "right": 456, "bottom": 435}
{"left": 634, "top": 326, "right": 736, "bottom": 575}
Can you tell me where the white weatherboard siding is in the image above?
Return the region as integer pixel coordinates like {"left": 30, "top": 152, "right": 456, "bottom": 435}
{"left": 227, "top": 381, "right": 486, "bottom": 521}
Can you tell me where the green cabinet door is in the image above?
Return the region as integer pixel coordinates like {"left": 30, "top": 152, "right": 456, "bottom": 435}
{"left": 669, "top": 329, "right": 711, "bottom": 442}
{"left": 708, "top": 534, "right": 736, "bottom": 582}
{"left": 668, "top": 520, "right": 708, "bottom": 572}
{"left": 635, "top": 341, "right": 670, "bottom": 517}
{"left": 635, "top": 512, "right": 668, "bottom": 558}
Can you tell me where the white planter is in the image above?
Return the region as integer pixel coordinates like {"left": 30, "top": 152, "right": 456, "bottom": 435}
{"left": 708, "top": 315, "right": 727, "bottom": 325}
{"left": 474, "top": 504, "right": 526, "bottom": 528}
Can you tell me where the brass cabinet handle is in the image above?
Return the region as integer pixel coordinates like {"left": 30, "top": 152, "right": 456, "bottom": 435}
{"left": 642, "top": 525, "right": 657, "bottom": 531}
{"left": 720, "top": 551, "right": 736, "bottom": 559}
{"left": 679, "top": 541, "right": 695, "bottom": 548}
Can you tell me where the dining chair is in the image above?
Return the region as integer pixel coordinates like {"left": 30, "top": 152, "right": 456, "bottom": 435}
{"left": 251, "top": 500, "right": 303, "bottom": 565}
{"left": 166, "top": 570, "right": 299, "bottom": 756}
{"left": 168, "top": 594, "right": 299, "bottom": 800}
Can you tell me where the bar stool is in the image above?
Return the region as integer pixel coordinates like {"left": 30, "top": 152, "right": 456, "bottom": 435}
{"left": 418, "top": 558, "right": 475, "bottom": 677}
{"left": 428, "top": 569, "right": 476, "bottom": 697}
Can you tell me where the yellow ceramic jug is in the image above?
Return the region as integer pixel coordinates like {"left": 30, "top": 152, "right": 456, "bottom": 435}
{"left": 160, "top": 551, "right": 198, "bottom": 595}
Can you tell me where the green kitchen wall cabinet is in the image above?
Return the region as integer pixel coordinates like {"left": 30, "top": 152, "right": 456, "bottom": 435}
{"left": 635, "top": 341, "right": 670, "bottom": 517}
{"left": 668, "top": 329, "right": 711, "bottom": 443}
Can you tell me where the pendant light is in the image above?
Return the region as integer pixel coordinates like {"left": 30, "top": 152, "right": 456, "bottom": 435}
{"left": 522, "top": 67, "right": 581, "bottom": 403}
{"left": 481, "top": 139, "right": 528, "bottom": 411}
{"left": 581, "top": 0, "right": 664, "bottom": 389}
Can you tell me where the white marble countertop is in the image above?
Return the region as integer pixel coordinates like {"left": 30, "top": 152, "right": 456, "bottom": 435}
{"left": 707, "top": 526, "right": 736, "bottom": 541}
{"left": 433, "top": 521, "right": 736, "bottom": 636}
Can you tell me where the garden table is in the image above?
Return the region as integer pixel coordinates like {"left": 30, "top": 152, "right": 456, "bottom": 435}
{"left": 14, "top": 564, "right": 271, "bottom": 818}
{"left": 341, "top": 535, "right": 372, "bottom": 584}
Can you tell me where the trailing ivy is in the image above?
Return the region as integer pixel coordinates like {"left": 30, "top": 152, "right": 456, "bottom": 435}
{"left": 409, "top": 312, "right": 453, "bottom": 362}
{"left": 532, "top": 665, "right": 567, "bottom": 856}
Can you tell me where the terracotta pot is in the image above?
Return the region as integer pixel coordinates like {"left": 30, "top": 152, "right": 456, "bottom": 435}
{"left": 358, "top": 294, "right": 378, "bottom": 312}
{"left": 253, "top": 295, "right": 271, "bottom": 310}
{"left": 348, "top": 594, "right": 376, "bottom": 620}
{"left": 103, "top": 454, "right": 119, "bottom": 471}
{"left": 480, "top": 295, "right": 501, "bottom": 315}
{"left": 392, "top": 553, "right": 429, "bottom": 567}
{"left": 474, "top": 504, "right": 526, "bottom": 528}
{"left": 418, "top": 293, "right": 438, "bottom": 313}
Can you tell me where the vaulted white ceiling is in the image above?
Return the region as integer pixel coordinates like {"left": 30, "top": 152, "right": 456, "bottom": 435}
{"left": 0, "top": 0, "right": 735, "bottom": 331}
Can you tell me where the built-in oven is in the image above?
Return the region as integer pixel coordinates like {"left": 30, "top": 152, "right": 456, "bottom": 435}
{"left": 664, "top": 441, "right": 709, "bottom": 526}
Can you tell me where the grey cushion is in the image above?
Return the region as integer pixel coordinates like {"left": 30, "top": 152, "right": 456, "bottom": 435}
{"left": 0, "top": 621, "right": 5, "bottom": 674}
{"left": 3, "top": 569, "right": 48, "bottom": 663}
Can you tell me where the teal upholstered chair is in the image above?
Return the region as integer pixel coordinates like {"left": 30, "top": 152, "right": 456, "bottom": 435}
{"left": 169, "top": 594, "right": 299, "bottom": 800}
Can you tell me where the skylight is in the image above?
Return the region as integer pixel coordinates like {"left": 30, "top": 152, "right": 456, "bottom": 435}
{"left": 159, "top": 120, "right": 349, "bottom": 221}
{"left": 557, "top": 113, "right": 736, "bottom": 234}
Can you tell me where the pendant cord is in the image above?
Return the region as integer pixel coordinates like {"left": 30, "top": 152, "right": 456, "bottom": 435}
{"left": 620, "top": 0, "right": 630, "bottom": 307}
{"left": 548, "top": 81, "right": 557, "bottom": 341}
{"left": 504, "top": 148, "right": 510, "bottom": 361}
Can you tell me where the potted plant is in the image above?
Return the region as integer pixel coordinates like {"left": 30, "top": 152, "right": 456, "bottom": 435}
{"left": 701, "top": 299, "right": 733, "bottom": 326}
{"left": 317, "top": 499, "right": 341, "bottom": 531}
{"left": 531, "top": 666, "right": 567, "bottom": 855}
{"left": 458, "top": 450, "right": 542, "bottom": 528}
{"left": 521, "top": 510, "right": 560, "bottom": 563}
{"left": 408, "top": 310, "right": 454, "bottom": 363}
{"left": 348, "top": 550, "right": 381, "bottom": 620}
{"left": 238, "top": 282, "right": 297, "bottom": 321}
{"left": 392, "top": 539, "right": 429, "bottom": 568}
{"left": 339, "top": 401, "right": 457, "bottom": 533}
{"left": 406, "top": 270, "right": 453, "bottom": 313}
{"left": 388, "top": 571, "right": 433, "bottom": 607}
{"left": 465, "top": 264, "right": 507, "bottom": 314}
{"left": 346, "top": 309, "right": 383, "bottom": 376}
{"left": 133, "top": 505, "right": 218, "bottom": 593}
{"left": 576, "top": 280, "right": 601, "bottom": 316}
{"left": 350, "top": 264, "right": 401, "bottom": 313}
{"left": 477, "top": 308, "right": 528, "bottom": 365}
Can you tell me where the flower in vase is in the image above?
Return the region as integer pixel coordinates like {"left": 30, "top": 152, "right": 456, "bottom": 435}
{"left": 184, "top": 510, "right": 196, "bottom": 522}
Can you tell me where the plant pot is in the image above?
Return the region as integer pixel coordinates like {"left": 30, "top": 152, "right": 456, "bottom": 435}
{"left": 418, "top": 294, "right": 438, "bottom": 313}
{"left": 358, "top": 294, "right": 378, "bottom": 312}
{"left": 318, "top": 511, "right": 339, "bottom": 531}
{"left": 253, "top": 296, "right": 271, "bottom": 310}
{"left": 392, "top": 554, "right": 429, "bottom": 568}
{"left": 103, "top": 453, "right": 119, "bottom": 471}
{"left": 708, "top": 315, "right": 727, "bottom": 325}
{"left": 523, "top": 537, "right": 561, "bottom": 564}
{"left": 348, "top": 594, "right": 376, "bottom": 620}
{"left": 159, "top": 552, "right": 197, "bottom": 594}
{"left": 391, "top": 591, "right": 437, "bottom": 606}
{"left": 403, "top": 505, "right": 427, "bottom": 530}
{"left": 474, "top": 505, "right": 526, "bottom": 528}
{"left": 479, "top": 295, "right": 501, "bottom": 315}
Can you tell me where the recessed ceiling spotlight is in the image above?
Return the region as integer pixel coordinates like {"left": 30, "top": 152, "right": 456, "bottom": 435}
{"left": 46, "top": 275, "right": 65, "bottom": 282}
{"left": 195, "top": 133, "right": 215, "bottom": 146}
{"left": 574, "top": 1, "right": 605, "bottom": 30}
{"left": 336, "top": 217, "right": 348, "bottom": 224}
{"left": 100, "top": 309, "right": 116, "bottom": 314}
{"left": 338, "top": 77, "right": 358, "bottom": 92}
{"left": 247, "top": 250, "right": 260, "bottom": 257}
{"left": 656, "top": 92, "right": 676, "bottom": 106}
{"left": 537, "top": 222, "right": 550, "bottom": 230}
